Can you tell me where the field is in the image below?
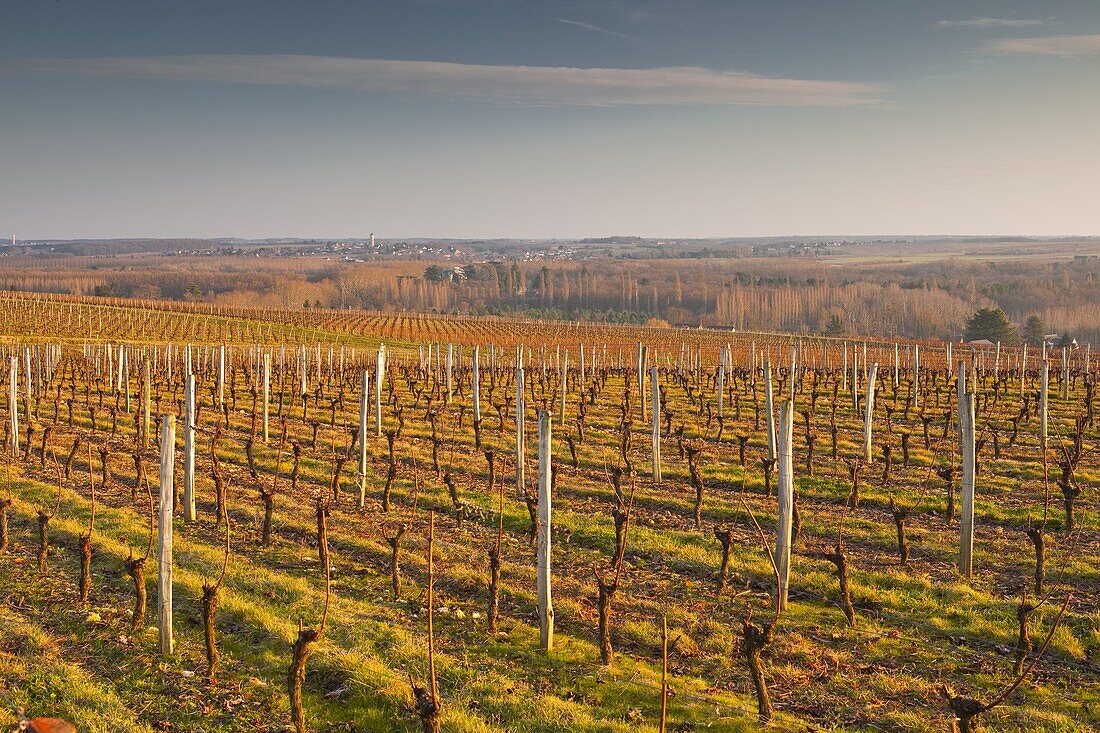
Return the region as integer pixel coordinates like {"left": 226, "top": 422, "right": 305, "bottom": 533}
{"left": 0, "top": 291, "right": 1097, "bottom": 733}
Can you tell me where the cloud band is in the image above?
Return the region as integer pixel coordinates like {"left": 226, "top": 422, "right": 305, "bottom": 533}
{"left": 1, "top": 54, "right": 884, "bottom": 107}
{"left": 986, "top": 33, "right": 1100, "bottom": 57}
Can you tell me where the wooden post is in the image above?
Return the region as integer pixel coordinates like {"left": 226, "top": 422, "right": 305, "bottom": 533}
{"left": 516, "top": 352, "right": 526, "bottom": 498}
{"left": 957, "top": 361, "right": 975, "bottom": 578}
{"left": 763, "top": 359, "right": 777, "bottom": 461}
{"left": 536, "top": 409, "right": 554, "bottom": 651}
{"left": 445, "top": 343, "right": 453, "bottom": 404}
{"left": 113, "top": 345, "right": 122, "bottom": 403}
{"left": 716, "top": 347, "right": 725, "bottom": 419}
{"left": 358, "top": 368, "right": 370, "bottom": 507}
{"left": 558, "top": 351, "right": 567, "bottom": 424}
{"left": 650, "top": 365, "right": 662, "bottom": 481}
{"left": 1021, "top": 343, "right": 1029, "bottom": 395}
{"left": 17, "top": 348, "right": 33, "bottom": 419}
{"left": 863, "top": 362, "right": 878, "bottom": 464}
{"left": 217, "top": 344, "right": 226, "bottom": 409}
{"left": 299, "top": 344, "right": 307, "bottom": 398}
{"left": 1062, "top": 346, "right": 1069, "bottom": 401}
{"left": 1040, "top": 353, "right": 1049, "bottom": 449}
{"left": 375, "top": 344, "right": 386, "bottom": 437}
{"left": 158, "top": 414, "right": 175, "bottom": 655}
{"left": 851, "top": 348, "right": 860, "bottom": 411}
{"left": 123, "top": 345, "right": 131, "bottom": 413}
{"left": 8, "top": 356, "right": 18, "bottom": 459}
{"left": 472, "top": 346, "right": 481, "bottom": 425}
{"left": 913, "top": 345, "right": 920, "bottom": 408}
{"left": 775, "top": 399, "right": 795, "bottom": 611}
{"left": 789, "top": 343, "right": 797, "bottom": 401}
{"left": 842, "top": 341, "right": 848, "bottom": 392}
{"left": 262, "top": 353, "right": 271, "bottom": 443}
{"left": 183, "top": 373, "right": 196, "bottom": 523}
{"left": 143, "top": 358, "right": 151, "bottom": 448}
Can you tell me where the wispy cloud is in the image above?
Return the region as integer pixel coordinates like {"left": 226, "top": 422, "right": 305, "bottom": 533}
{"left": 554, "top": 18, "right": 634, "bottom": 40}
{"left": 986, "top": 33, "right": 1100, "bottom": 57}
{"left": 0, "top": 55, "right": 884, "bottom": 107}
{"left": 938, "top": 17, "right": 1048, "bottom": 29}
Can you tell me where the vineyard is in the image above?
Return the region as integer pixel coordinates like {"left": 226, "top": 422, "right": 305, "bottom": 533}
{"left": 0, "top": 291, "right": 1097, "bottom": 733}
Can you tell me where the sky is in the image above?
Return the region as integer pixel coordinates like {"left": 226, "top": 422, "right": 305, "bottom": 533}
{"left": 1, "top": 0, "right": 1098, "bottom": 240}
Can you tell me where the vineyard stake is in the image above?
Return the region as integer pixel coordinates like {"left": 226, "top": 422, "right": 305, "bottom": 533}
{"left": 913, "top": 344, "right": 920, "bottom": 408}
{"left": 537, "top": 409, "right": 553, "bottom": 651}
{"left": 445, "top": 343, "right": 453, "bottom": 404}
{"left": 716, "top": 346, "right": 725, "bottom": 420}
{"left": 957, "top": 361, "right": 976, "bottom": 578}
{"left": 143, "top": 358, "right": 151, "bottom": 448}
{"left": 183, "top": 373, "right": 196, "bottom": 523}
{"left": 358, "top": 368, "right": 369, "bottom": 507}
{"left": 217, "top": 343, "right": 226, "bottom": 409}
{"left": 651, "top": 365, "right": 662, "bottom": 482}
{"left": 863, "top": 362, "right": 878, "bottom": 464}
{"left": 470, "top": 345, "right": 479, "bottom": 424}
{"left": 262, "top": 352, "right": 271, "bottom": 443}
{"left": 158, "top": 414, "right": 175, "bottom": 654}
{"left": 1061, "top": 346, "right": 1069, "bottom": 401}
{"left": 775, "top": 399, "right": 794, "bottom": 611}
{"left": 516, "top": 350, "right": 525, "bottom": 498}
{"left": 1040, "top": 351, "right": 1049, "bottom": 450}
{"left": 8, "top": 357, "right": 18, "bottom": 459}
{"left": 375, "top": 344, "right": 385, "bottom": 437}
{"left": 764, "top": 359, "right": 777, "bottom": 461}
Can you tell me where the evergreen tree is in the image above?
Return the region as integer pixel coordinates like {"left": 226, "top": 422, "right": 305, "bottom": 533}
{"left": 1023, "top": 315, "right": 1046, "bottom": 346}
{"left": 964, "top": 307, "right": 1017, "bottom": 344}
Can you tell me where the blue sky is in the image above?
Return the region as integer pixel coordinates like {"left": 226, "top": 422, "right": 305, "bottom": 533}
{"left": 1, "top": 0, "right": 1098, "bottom": 239}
